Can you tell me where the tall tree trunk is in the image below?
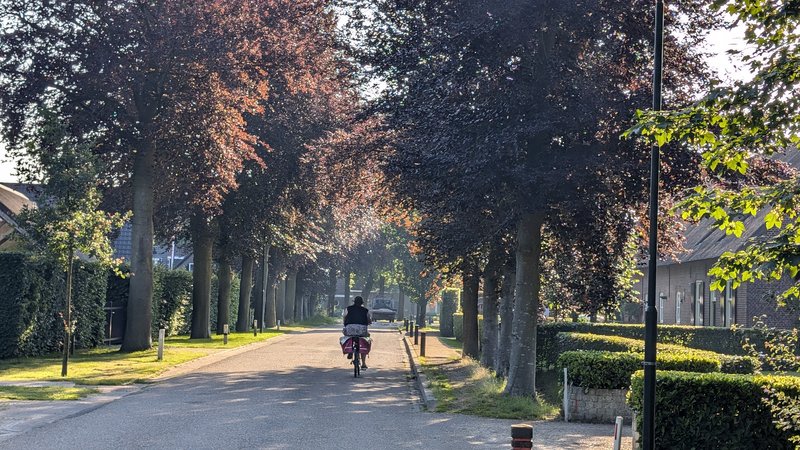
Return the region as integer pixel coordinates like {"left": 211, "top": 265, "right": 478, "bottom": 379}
{"left": 342, "top": 270, "right": 351, "bottom": 309}
{"left": 378, "top": 275, "right": 386, "bottom": 297}
{"left": 122, "top": 147, "right": 155, "bottom": 351}
{"left": 285, "top": 270, "right": 297, "bottom": 323}
{"left": 253, "top": 260, "right": 263, "bottom": 330}
{"left": 216, "top": 256, "right": 232, "bottom": 334}
{"left": 481, "top": 248, "right": 503, "bottom": 368}
{"left": 277, "top": 278, "right": 286, "bottom": 324}
{"left": 397, "top": 288, "right": 405, "bottom": 321}
{"left": 62, "top": 251, "right": 74, "bottom": 376}
{"left": 440, "top": 290, "right": 457, "bottom": 337}
{"left": 190, "top": 215, "right": 214, "bottom": 339}
{"left": 327, "top": 269, "right": 337, "bottom": 316}
{"left": 505, "top": 212, "right": 545, "bottom": 396}
{"left": 462, "top": 264, "right": 481, "bottom": 358}
{"left": 416, "top": 298, "right": 427, "bottom": 327}
{"left": 236, "top": 255, "right": 254, "bottom": 331}
{"left": 294, "top": 270, "right": 305, "bottom": 322}
{"left": 496, "top": 259, "right": 516, "bottom": 377}
{"left": 262, "top": 246, "right": 275, "bottom": 328}
{"left": 361, "top": 268, "right": 375, "bottom": 303}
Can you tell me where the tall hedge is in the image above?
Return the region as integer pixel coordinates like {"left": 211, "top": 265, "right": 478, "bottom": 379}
{"left": 0, "top": 253, "right": 107, "bottom": 358}
{"left": 629, "top": 370, "right": 800, "bottom": 449}
{"left": 453, "top": 312, "right": 483, "bottom": 343}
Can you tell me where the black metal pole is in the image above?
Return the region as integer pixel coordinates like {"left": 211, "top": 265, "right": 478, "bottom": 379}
{"left": 643, "top": 1, "right": 664, "bottom": 449}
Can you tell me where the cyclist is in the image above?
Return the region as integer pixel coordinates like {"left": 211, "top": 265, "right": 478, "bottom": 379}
{"left": 343, "top": 296, "right": 371, "bottom": 369}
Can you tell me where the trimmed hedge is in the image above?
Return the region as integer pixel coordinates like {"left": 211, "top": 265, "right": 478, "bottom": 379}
{"left": 537, "top": 321, "right": 784, "bottom": 359}
{"left": 628, "top": 370, "right": 800, "bottom": 449}
{"left": 558, "top": 350, "right": 720, "bottom": 390}
{"left": 553, "top": 332, "right": 758, "bottom": 374}
{"left": 452, "top": 312, "right": 483, "bottom": 342}
{"left": 0, "top": 253, "right": 107, "bottom": 359}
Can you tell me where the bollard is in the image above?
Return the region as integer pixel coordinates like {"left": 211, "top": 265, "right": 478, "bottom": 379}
{"left": 563, "top": 367, "right": 570, "bottom": 422}
{"left": 157, "top": 328, "right": 165, "bottom": 361}
{"left": 223, "top": 324, "right": 229, "bottom": 345}
{"left": 612, "top": 416, "right": 624, "bottom": 450}
{"left": 408, "top": 321, "right": 414, "bottom": 336}
{"left": 420, "top": 332, "right": 426, "bottom": 356}
{"left": 277, "top": 320, "right": 281, "bottom": 331}
{"left": 511, "top": 424, "right": 533, "bottom": 450}
{"left": 404, "top": 319, "right": 409, "bottom": 332}
{"left": 414, "top": 324, "right": 419, "bottom": 345}
{"left": 253, "top": 319, "right": 258, "bottom": 336}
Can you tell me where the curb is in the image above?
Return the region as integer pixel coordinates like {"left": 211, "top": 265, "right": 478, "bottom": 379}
{"left": 400, "top": 330, "right": 437, "bottom": 410}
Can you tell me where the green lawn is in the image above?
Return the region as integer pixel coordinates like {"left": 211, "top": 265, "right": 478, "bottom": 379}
{"left": 164, "top": 331, "right": 283, "bottom": 348}
{"left": 437, "top": 336, "right": 462, "bottom": 350}
{"left": 0, "top": 386, "right": 99, "bottom": 401}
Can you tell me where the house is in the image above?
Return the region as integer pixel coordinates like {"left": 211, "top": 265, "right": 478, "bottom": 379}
{"left": 635, "top": 153, "right": 800, "bottom": 330}
{"left": 0, "top": 183, "right": 34, "bottom": 251}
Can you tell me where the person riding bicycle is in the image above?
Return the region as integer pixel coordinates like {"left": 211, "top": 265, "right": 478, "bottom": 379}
{"left": 343, "top": 296, "right": 371, "bottom": 369}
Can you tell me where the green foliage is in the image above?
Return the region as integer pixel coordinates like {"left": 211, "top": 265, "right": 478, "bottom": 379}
{"left": 154, "top": 268, "right": 194, "bottom": 335}
{"left": 740, "top": 317, "right": 800, "bottom": 372}
{"left": 628, "top": 370, "right": 800, "bottom": 449}
{"left": 719, "top": 354, "right": 761, "bottom": 374}
{"left": 625, "top": 0, "right": 800, "bottom": 301}
{"left": 0, "top": 253, "right": 107, "bottom": 359}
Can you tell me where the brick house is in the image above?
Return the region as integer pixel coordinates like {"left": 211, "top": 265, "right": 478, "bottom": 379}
{"left": 633, "top": 151, "right": 800, "bottom": 330}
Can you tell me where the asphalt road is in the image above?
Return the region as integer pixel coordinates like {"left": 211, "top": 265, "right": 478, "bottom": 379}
{"left": 0, "top": 325, "right": 519, "bottom": 449}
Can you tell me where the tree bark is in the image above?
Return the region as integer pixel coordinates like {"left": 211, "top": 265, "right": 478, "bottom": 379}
{"left": 361, "top": 268, "right": 375, "bottom": 303}
{"left": 263, "top": 246, "right": 275, "bottom": 328}
{"left": 397, "top": 288, "right": 405, "bottom": 321}
{"left": 62, "top": 251, "right": 74, "bottom": 376}
{"left": 505, "top": 212, "right": 545, "bottom": 396}
{"left": 294, "top": 270, "right": 305, "bottom": 322}
{"left": 480, "top": 248, "right": 503, "bottom": 368}
{"left": 277, "top": 278, "right": 286, "bottom": 324}
{"left": 496, "top": 260, "right": 516, "bottom": 377}
{"left": 190, "top": 215, "right": 214, "bottom": 339}
{"left": 216, "top": 257, "right": 232, "bottom": 334}
{"left": 439, "top": 290, "right": 457, "bottom": 337}
{"left": 327, "top": 269, "right": 337, "bottom": 316}
{"left": 122, "top": 147, "right": 155, "bottom": 351}
{"left": 378, "top": 275, "right": 386, "bottom": 297}
{"left": 236, "top": 255, "right": 254, "bottom": 331}
{"left": 285, "top": 270, "right": 297, "bottom": 323}
{"left": 342, "top": 270, "right": 351, "bottom": 309}
{"left": 253, "top": 260, "right": 263, "bottom": 330}
{"left": 461, "top": 264, "right": 480, "bottom": 358}
{"left": 416, "top": 298, "right": 427, "bottom": 327}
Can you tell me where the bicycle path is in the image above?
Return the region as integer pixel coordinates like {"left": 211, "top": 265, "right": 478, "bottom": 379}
{"left": 0, "top": 324, "right": 623, "bottom": 449}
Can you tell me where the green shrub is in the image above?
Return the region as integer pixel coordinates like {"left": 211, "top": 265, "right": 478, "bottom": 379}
{"left": 720, "top": 355, "right": 761, "bottom": 374}
{"left": 538, "top": 322, "right": 784, "bottom": 361}
{"left": 628, "top": 370, "right": 800, "bottom": 449}
{"left": 452, "top": 312, "right": 483, "bottom": 342}
{"left": 0, "top": 253, "right": 107, "bottom": 359}
{"left": 558, "top": 350, "right": 719, "bottom": 390}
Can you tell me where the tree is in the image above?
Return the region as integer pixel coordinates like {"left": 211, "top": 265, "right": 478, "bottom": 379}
{"left": 627, "top": 0, "right": 800, "bottom": 302}
{"left": 16, "top": 109, "right": 127, "bottom": 375}
{"left": 346, "top": 0, "right": 718, "bottom": 395}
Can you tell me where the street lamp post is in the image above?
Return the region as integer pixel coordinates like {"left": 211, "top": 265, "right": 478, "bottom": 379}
{"left": 644, "top": 1, "right": 665, "bottom": 449}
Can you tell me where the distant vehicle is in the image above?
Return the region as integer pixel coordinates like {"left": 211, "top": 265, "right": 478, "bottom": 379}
{"left": 370, "top": 297, "right": 397, "bottom": 322}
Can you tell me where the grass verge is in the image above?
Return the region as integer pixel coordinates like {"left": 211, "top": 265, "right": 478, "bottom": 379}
{"left": 0, "top": 386, "right": 98, "bottom": 401}
{"left": 437, "top": 336, "right": 462, "bottom": 350}
{"left": 0, "top": 330, "right": 286, "bottom": 386}
{"left": 424, "top": 358, "right": 558, "bottom": 420}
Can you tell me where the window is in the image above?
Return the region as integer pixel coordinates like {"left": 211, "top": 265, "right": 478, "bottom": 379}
{"left": 724, "top": 281, "right": 736, "bottom": 327}
{"left": 659, "top": 293, "right": 665, "bottom": 323}
{"left": 694, "top": 281, "right": 704, "bottom": 326}
{"left": 675, "top": 291, "right": 683, "bottom": 324}
{"left": 710, "top": 289, "right": 718, "bottom": 326}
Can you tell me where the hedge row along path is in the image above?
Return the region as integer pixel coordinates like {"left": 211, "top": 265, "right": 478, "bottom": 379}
{"left": 0, "top": 324, "right": 628, "bottom": 449}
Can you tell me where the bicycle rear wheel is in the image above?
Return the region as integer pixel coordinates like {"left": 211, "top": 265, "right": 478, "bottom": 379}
{"left": 353, "top": 342, "right": 360, "bottom": 378}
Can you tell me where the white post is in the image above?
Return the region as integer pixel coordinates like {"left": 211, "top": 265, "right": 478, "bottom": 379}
{"left": 157, "top": 328, "right": 165, "bottom": 361}
{"left": 613, "top": 415, "right": 624, "bottom": 450}
{"left": 277, "top": 320, "right": 281, "bottom": 331}
{"left": 223, "top": 324, "right": 229, "bottom": 345}
{"left": 563, "top": 367, "right": 570, "bottom": 422}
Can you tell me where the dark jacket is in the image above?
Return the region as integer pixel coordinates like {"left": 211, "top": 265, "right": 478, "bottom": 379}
{"left": 344, "top": 305, "right": 370, "bottom": 325}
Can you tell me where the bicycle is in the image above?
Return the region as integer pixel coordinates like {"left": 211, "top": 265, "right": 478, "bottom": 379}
{"left": 352, "top": 337, "right": 361, "bottom": 378}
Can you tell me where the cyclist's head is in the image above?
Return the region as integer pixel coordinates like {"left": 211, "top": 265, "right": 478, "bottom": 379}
{"left": 354, "top": 296, "right": 364, "bottom": 306}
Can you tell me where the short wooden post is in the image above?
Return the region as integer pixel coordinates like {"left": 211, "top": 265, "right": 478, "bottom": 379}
{"left": 511, "top": 424, "right": 533, "bottom": 450}
{"left": 408, "top": 321, "right": 414, "bottom": 336}
{"left": 277, "top": 320, "right": 281, "bottom": 331}
{"left": 157, "top": 328, "right": 165, "bottom": 361}
{"left": 613, "top": 416, "right": 624, "bottom": 450}
{"left": 253, "top": 319, "right": 258, "bottom": 336}
{"left": 413, "top": 324, "right": 419, "bottom": 345}
{"left": 420, "top": 332, "right": 426, "bottom": 356}
{"left": 223, "top": 324, "right": 229, "bottom": 345}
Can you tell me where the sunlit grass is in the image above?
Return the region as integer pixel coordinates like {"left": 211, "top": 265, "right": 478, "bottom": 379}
{"left": 437, "top": 336, "right": 462, "bottom": 350}
{"left": 425, "top": 358, "right": 558, "bottom": 420}
{"left": 0, "top": 386, "right": 98, "bottom": 401}
{"left": 165, "top": 330, "right": 282, "bottom": 348}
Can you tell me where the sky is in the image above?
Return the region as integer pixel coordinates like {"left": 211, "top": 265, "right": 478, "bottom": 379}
{"left": 0, "top": 24, "right": 749, "bottom": 184}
